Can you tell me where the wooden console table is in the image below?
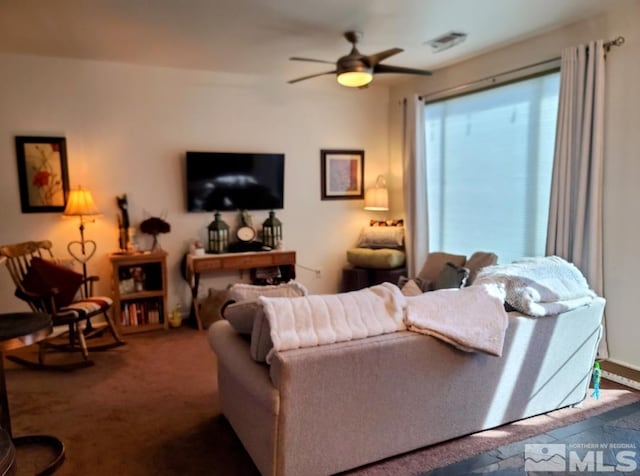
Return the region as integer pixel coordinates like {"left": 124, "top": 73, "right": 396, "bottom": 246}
{"left": 186, "top": 250, "right": 296, "bottom": 330}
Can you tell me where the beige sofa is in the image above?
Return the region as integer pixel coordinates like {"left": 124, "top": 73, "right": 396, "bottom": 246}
{"left": 209, "top": 296, "right": 605, "bottom": 475}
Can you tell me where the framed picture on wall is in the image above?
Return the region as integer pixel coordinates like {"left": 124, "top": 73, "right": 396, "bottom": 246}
{"left": 320, "top": 149, "right": 364, "bottom": 200}
{"left": 15, "top": 136, "right": 70, "bottom": 213}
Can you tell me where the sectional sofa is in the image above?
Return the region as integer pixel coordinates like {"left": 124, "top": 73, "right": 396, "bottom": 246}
{"left": 209, "top": 294, "right": 605, "bottom": 475}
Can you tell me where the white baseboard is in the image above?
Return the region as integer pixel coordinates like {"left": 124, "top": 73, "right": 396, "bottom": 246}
{"left": 601, "top": 370, "right": 640, "bottom": 391}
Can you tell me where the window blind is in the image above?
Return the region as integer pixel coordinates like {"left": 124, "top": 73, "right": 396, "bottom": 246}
{"left": 425, "top": 72, "right": 560, "bottom": 264}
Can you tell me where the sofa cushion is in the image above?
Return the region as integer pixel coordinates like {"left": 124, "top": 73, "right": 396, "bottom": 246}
{"left": 223, "top": 280, "right": 308, "bottom": 334}
{"left": 222, "top": 281, "right": 307, "bottom": 361}
{"left": 227, "top": 281, "right": 308, "bottom": 303}
{"left": 357, "top": 226, "right": 404, "bottom": 249}
{"left": 250, "top": 307, "right": 273, "bottom": 362}
{"left": 432, "top": 262, "right": 470, "bottom": 290}
{"left": 417, "top": 252, "right": 467, "bottom": 289}
{"left": 223, "top": 300, "right": 261, "bottom": 335}
{"left": 465, "top": 251, "right": 498, "bottom": 285}
{"left": 346, "top": 248, "right": 406, "bottom": 269}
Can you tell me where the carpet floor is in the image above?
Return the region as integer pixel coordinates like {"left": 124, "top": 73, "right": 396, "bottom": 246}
{"left": 4, "top": 327, "right": 639, "bottom": 476}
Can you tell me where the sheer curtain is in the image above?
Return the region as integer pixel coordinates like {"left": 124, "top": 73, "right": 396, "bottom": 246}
{"left": 402, "top": 95, "right": 428, "bottom": 277}
{"left": 546, "top": 40, "right": 607, "bottom": 357}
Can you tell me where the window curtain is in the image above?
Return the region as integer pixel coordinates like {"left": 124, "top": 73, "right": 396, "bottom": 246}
{"left": 546, "top": 40, "right": 607, "bottom": 357}
{"left": 402, "top": 95, "right": 428, "bottom": 276}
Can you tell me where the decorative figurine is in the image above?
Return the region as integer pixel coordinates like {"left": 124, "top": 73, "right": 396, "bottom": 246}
{"left": 116, "top": 194, "right": 130, "bottom": 251}
{"left": 591, "top": 361, "right": 601, "bottom": 400}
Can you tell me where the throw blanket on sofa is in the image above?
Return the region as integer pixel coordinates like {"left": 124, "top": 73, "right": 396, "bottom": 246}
{"left": 473, "top": 256, "right": 596, "bottom": 317}
{"left": 259, "top": 282, "right": 406, "bottom": 363}
{"left": 404, "top": 284, "right": 509, "bottom": 356}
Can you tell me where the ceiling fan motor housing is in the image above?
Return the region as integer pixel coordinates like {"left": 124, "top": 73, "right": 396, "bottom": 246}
{"left": 337, "top": 54, "right": 372, "bottom": 75}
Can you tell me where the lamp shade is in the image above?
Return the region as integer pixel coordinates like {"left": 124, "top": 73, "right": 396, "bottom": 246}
{"left": 364, "top": 175, "right": 389, "bottom": 211}
{"left": 364, "top": 187, "right": 389, "bottom": 211}
{"left": 63, "top": 187, "right": 99, "bottom": 217}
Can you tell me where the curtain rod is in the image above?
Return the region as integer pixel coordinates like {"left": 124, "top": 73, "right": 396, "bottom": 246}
{"left": 604, "top": 35, "right": 625, "bottom": 52}
{"left": 419, "top": 35, "right": 625, "bottom": 102}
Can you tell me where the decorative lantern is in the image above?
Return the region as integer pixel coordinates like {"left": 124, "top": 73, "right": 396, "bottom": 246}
{"left": 262, "top": 210, "right": 282, "bottom": 249}
{"left": 207, "top": 212, "right": 229, "bottom": 253}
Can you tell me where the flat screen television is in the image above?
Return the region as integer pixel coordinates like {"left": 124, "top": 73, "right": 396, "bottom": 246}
{"left": 186, "top": 151, "right": 285, "bottom": 212}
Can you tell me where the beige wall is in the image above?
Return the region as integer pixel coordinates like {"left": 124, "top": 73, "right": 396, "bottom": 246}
{"left": 0, "top": 54, "right": 390, "bottom": 314}
{"left": 388, "top": 2, "right": 640, "bottom": 370}
{"left": 2, "top": 4, "right": 637, "bottom": 370}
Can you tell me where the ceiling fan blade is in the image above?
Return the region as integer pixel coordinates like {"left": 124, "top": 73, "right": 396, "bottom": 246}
{"left": 374, "top": 64, "right": 432, "bottom": 76}
{"left": 288, "top": 70, "right": 337, "bottom": 84}
{"left": 366, "top": 48, "right": 403, "bottom": 65}
{"left": 290, "top": 57, "right": 335, "bottom": 65}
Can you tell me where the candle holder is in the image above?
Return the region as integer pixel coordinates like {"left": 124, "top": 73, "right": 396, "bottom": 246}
{"left": 208, "top": 212, "right": 229, "bottom": 253}
{"left": 262, "top": 210, "right": 282, "bottom": 249}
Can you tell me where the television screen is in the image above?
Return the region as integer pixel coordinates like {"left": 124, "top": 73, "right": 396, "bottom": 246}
{"left": 186, "top": 151, "right": 285, "bottom": 212}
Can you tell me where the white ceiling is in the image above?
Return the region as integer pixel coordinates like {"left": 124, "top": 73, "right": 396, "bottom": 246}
{"left": 0, "top": 0, "right": 622, "bottom": 86}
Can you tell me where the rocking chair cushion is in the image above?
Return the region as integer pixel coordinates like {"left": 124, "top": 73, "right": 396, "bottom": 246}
{"left": 59, "top": 297, "right": 113, "bottom": 318}
{"left": 21, "top": 257, "right": 84, "bottom": 309}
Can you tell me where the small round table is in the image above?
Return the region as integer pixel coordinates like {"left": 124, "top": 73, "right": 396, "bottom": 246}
{"left": 0, "top": 427, "right": 15, "bottom": 475}
{"left": 0, "top": 312, "right": 65, "bottom": 475}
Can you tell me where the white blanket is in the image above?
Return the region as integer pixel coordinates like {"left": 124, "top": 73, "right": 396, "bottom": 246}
{"left": 473, "top": 256, "right": 596, "bottom": 317}
{"left": 259, "top": 282, "right": 406, "bottom": 363}
{"left": 404, "top": 284, "right": 509, "bottom": 356}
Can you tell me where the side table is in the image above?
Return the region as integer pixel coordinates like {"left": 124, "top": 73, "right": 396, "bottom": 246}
{"left": 0, "top": 312, "right": 65, "bottom": 475}
{"left": 341, "top": 266, "right": 407, "bottom": 292}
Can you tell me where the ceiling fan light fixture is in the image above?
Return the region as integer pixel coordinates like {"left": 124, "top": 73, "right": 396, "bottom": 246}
{"left": 337, "top": 70, "right": 373, "bottom": 88}
{"left": 288, "top": 31, "right": 431, "bottom": 86}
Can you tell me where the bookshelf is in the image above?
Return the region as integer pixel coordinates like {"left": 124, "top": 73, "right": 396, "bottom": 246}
{"left": 109, "top": 251, "right": 168, "bottom": 334}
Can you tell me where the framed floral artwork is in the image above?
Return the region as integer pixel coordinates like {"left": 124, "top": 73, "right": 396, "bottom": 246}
{"left": 15, "top": 136, "right": 70, "bottom": 213}
{"left": 320, "top": 149, "right": 364, "bottom": 200}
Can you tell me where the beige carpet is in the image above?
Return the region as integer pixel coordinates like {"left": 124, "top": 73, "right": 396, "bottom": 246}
{"left": 4, "top": 327, "right": 638, "bottom": 476}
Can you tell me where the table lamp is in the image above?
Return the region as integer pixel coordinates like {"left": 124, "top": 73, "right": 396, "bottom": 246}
{"left": 63, "top": 186, "right": 100, "bottom": 296}
{"left": 364, "top": 175, "right": 389, "bottom": 211}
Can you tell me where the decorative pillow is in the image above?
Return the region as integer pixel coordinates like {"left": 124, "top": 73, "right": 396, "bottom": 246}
{"left": 465, "top": 251, "right": 498, "bottom": 285}
{"left": 417, "top": 252, "right": 467, "bottom": 285}
{"left": 400, "top": 279, "right": 423, "bottom": 296}
{"left": 21, "top": 257, "right": 84, "bottom": 310}
{"left": 370, "top": 219, "right": 404, "bottom": 227}
{"left": 346, "top": 248, "right": 406, "bottom": 269}
{"left": 398, "top": 275, "right": 430, "bottom": 293}
{"left": 46, "top": 257, "right": 77, "bottom": 269}
{"left": 432, "top": 262, "right": 470, "bottom": 290}
{"left": 357, "top": 226, "right": 404, "bottom": 249}
{"left": 227, "top": 281, "right": 308, "bottom": 303}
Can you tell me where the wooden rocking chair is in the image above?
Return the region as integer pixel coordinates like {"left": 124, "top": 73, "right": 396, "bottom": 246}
{"left": 0, "top": 240, "right": 125, "bottom": 370}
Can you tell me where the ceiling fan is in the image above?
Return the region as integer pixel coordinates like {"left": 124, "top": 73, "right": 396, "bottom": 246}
{"left": 288, "top": 31, "right": 432, "bottom": 88}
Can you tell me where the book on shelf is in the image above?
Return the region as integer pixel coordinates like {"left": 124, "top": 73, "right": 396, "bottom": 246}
{"left": 120, "top": 300, "right": 163, "bottom": 327}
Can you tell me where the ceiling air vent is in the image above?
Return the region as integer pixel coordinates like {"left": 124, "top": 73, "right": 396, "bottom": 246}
{"left": 425, "top": 31, "right": 467, "bottom": 53}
